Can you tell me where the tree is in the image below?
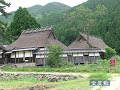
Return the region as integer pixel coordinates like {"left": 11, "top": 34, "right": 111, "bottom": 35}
{"left": 0, "top": 0, "right": 10, "bottom": 18}
{"left": 0, "top": 0, "right": 10, "bottom": 44}
{"left": 0, "top": 21, "right": 8, "bottom": 44}
{"left": 8, "top": 7, "right": 40, "bottom": 42}
{"left": 105, "top": 48, "right": 117, "bottom": 59}
{"left": 47, "top": 45, "right": 63, "bottom": 67}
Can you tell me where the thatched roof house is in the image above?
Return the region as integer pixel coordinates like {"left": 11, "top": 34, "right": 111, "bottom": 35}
{"left": 68, "top": 33, "right": 108, "bottom": 50}
{"left": 6, "top": 27, "right": 67, "bottom": 51}
{"left": 5, "top": 27, "right": 67, "bottom": 65}
{"left": 64, "top": 33, "right": 109, "bottom": 64}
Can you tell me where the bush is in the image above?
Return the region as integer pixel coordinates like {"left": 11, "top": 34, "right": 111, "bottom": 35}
{"left": 105, "top": 48, "right": 117, "bottom": 59}
{"left": 61, "top": 60, "right": 74, "bottom": 67}
{"left": 112, "top": 55, "right": 120, "bottom": 61}
{"left": 46, "top": 45, "right": 63, "bottom": 68}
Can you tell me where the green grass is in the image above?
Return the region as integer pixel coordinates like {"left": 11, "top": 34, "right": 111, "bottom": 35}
{"left": 1, "top": 59, "right": 120, "bottom": 73}
{"left": 0, "top": 77, "right": 92, "bottom": 90}
{"left": 89, "top": 72, "right": 110, "bottom": 80}
{"left": 47, "top": 78, "right": 92, "bottom": 90}
{"left": 0, "top": 76, "right": 41, "bottom": 90}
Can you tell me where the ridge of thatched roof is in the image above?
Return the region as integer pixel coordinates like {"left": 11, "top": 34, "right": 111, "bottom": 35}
{"left": 68, "top": 33, "right": 109, "bottom": 50}
{"left": 6, "top": 27, "right": 67, "bottom": 51}
{"left": 0, "top": 45, "right": 5, "bottom": 50}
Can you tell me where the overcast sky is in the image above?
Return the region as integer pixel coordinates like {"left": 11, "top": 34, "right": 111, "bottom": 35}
{"left": 5, "top": 0, "right": 87, "bottom": 12}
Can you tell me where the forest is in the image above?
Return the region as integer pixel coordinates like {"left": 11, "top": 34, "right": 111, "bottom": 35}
{"left": 0, "top": 0, "right": 120, "bottom": 53}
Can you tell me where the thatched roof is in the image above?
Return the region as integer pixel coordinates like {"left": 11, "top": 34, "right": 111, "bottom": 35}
{"left": 68, "top": 33, "right": 108, "bottom": 50}
{"left": 6, "top": 27, "right": 67, "bottom": 51}
{"left": 0, "top": 45, "right": 5, "bottom": 50}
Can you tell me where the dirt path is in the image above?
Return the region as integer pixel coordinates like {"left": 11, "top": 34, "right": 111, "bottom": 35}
{"left": 102, "top": 76, "right": 120, "bottom": 90}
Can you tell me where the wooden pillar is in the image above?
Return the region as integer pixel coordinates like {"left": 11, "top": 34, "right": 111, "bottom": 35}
{"left": 30, "top": 51, "right": 32, "bottom": 63}
{"left": 15, "top": 52, "right": 16, "bottom": 64}
{"left": 18, "top": 52, "right": 19, "bottom": 63}
{"left": 72, "top": 53, "right": 74, "bottom": 64}
{"left": 83, "top": 53, "right": 85, "bottom": 64}
{"left": 10, "top": 54, "right": 11, "bottom": 63}
{"left": 23, "top": 51, "right": 25, "bottom": 63}
{"left": 32, "top": 51, "right": 34, "bottom": 63}
{"left": 43, "top": 48, "right": 46, "bottom": 66}
{"left": 67, "top": 53, "right": 69, "bottom": 62}
{"left": 29, "top": 52, "right": 33, "bottom": 62}
{"left": 88, "top": 52, "right": 91, "bottom": 63}
{"left": 94, "top": 52, "right": 95, "bottom": 62}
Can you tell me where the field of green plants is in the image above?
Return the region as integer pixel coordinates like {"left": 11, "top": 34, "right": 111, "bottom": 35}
{"left": 1, "top": 56, "right": 120, "bottom": 73}
{"left": 0, "top": 72, "right": 111, "bottom": 90}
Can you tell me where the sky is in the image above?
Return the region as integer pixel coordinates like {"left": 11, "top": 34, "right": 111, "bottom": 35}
{"left": 5, "top": 0, "right": 87, "bottom": 12}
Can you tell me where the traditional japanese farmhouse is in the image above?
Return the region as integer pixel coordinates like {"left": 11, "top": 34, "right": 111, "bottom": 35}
{"left": 5, "top": 27, "right": 109, "bottom": 66}
{"left": 6, "top": 27, "right": 67, "bottom": 66}
{"left": 66, "top": 33, "right": 108, "bottom": 64}
{"left": 0, "top": 45, "right": 6, "bottom": 64}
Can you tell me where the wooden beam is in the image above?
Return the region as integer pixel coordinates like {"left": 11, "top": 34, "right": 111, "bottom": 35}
{"left": 15, "top": 52, "right": 16, "bottom": 64}
{"left": 23, "top": 51, "right": 25, "bottom": 63}
{"left": 94, "top": 52, "right": 95, "bottom": 62}
{"left": 18, "top": 51, "right": 19, "bottom": 63}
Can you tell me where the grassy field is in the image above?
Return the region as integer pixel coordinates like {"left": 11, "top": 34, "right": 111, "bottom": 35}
{"left": 1, "top": 55, "right": 120, "bottom": 73}
{"left": 0, "top": 77, "right": 91, "bottom": 90}
{"left": 1, "top": 60, "right": 120, "bottom": 73}
{"left": 0, "top": 72, "right": 111, "bottom": 90}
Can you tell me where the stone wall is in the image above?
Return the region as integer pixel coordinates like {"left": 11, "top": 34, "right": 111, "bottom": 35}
{"left": 0, "top": 72, "right": 84, "bottom": 82}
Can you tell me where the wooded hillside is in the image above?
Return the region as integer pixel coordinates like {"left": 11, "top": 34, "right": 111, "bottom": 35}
{"left": 1, "top": 0, "right": 120, "bottom": 53}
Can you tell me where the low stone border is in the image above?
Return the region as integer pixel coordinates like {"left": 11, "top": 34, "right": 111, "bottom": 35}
{"left": 0, "top": 72, "right": 84, "bottom": 82}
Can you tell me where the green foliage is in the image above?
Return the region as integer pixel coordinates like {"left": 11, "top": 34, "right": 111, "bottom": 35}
{"left": 89, "top": 73, "right": 110, "bottom": 80}
{"left": 61, "top": 60, "right": 74, "bottom": 67}
{"left": 0, "top": 0, "right": 10, "bottom": 18}
{"left": 39, "top": 0, "right": 120, "bottom": 51}
{"left": 4, "top": 57, "right": 120, "bottom": 73}
{"left": 2, "top": 58, "right": 120, "bottom": 73}
{"left": 105, "top": 48, "right": 117, "bottom": 59}
{"left": 46, "top": 45, "right": 63, "bottom": 67}
{"left": 1, "top": 0, "right": 120, "bottom": 53}
{"left": 0, "top": 0, "right": 10, "bottom": 44}
{"left": 8, "top": 7, "right": 40, "bottom": 42}
{"left": 113, "top": 55, "right": 120, "bottom": 61}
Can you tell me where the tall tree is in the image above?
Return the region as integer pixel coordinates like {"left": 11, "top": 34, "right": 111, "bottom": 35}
{"left": 0, "top": 0, "right": 10, "bottom": 18}
{"left": 47, "top": 45, "right": 63, "bottom": 67}
{"left": 8, "top": 7, "right": 40, "bottom": 42}
{"left": 0, "top": 0, "right": 10, "bottom": 44}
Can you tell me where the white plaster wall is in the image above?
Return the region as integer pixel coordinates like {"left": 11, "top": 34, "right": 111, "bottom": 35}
{"left": 25, "top": 51, "right": 32, "bottom": 57}
{"left": 19, "top": 51, "right": 23, "bottom": 58}
{"left": 94, "top": 53, "right": 100, "bottom": 56}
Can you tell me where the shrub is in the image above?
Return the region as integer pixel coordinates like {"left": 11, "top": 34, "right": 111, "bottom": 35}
{"left": 46, "top": 45, "right": 63, "bottom": 68}
{"left": 61, "top": 60, "right": 74, "bottom": 67}
{"left": 113, "top": 55, "right": 120, "bottom": 61}
{"left": 105, "top": 48, "right": 117, "bottom": 59}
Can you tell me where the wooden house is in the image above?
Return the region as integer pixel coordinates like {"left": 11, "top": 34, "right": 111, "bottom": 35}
{"left": 0, "top": 45, "right": 6, "bottom": 64}
{"left": 5, "top": 28, "right": 108, "bottom": 66}
{"left": 6, "top": 27, "right": 67, "bottom": 65}
{"left": 66, "top": 33, "right": 108, "bottom": 64}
